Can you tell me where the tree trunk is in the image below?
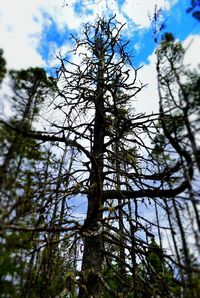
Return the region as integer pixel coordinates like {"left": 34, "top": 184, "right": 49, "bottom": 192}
{"left": 78, "top": 36, "right": 105, "bottom": 298}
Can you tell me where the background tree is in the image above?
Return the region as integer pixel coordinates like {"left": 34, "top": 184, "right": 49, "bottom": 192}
{"left": 187, "top": 0, "right": 200, "bottom": 21}
{"left": 0, "top": 49, "right": 6, "bottom": 84}
{"left": 155, "top": 32, "right": 200, "bottom": 297}
{"left": 0, "top": 15, "right": 199, "bottom": 298}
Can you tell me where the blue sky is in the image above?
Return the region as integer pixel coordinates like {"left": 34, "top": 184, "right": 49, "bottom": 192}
{"left": 0, "top": 0, "right": 199, "bottom": 249}
{"left": 0, "top": 0, "right": 199, "bottom": 114}
{"left": 36, "top": 0, "right": 200, "bottom": 68}
{"left": 37, "top": 1, "right": 200, "bottom": 71}
{"left": 0, "top": 0, "right": 199, "bottom": 70}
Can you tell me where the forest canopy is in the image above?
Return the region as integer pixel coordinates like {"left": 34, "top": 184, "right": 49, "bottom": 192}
{"left": 0, "top": 3, "right": 200, "bottom": 298}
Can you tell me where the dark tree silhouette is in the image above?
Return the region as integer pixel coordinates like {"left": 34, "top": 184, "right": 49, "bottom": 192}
{"left": 0, "top": 16, "right": 200, "bottom": 298}
{"left": 187, "top": 0, "right": 200, "bottom": 21}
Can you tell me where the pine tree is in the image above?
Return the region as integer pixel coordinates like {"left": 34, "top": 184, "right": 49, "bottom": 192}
{"left": 0, "top": 16, "right": 199, "bottom": 298}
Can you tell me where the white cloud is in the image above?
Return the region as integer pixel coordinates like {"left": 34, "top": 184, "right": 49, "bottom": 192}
{"left": 134, "top": 33, "right": 200, "bottom": 116}
{"left": 0, "top": 0, "right": 128, "bottom": 70}
{"left": 121, "top": 0, "right": 176, "bottom": 28}
{"left": 0, "top": 0, "right": 198, "bottom": 91}
{"left": 183, "top": 34, "right": 200, "bottom": 67}
{"left": 0, "top": 0, "right": 84, "bottom": 69}
{"left": 0, "top": 0, "right": 44, "bottom": 69}
{"left": 134, "top": 52, "right": 159, "bottom": 114}
{"left": 0, "top": 0, "right": 177, "bottom": 71}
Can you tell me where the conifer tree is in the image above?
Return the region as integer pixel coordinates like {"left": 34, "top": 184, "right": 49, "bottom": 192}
{"left": 0, "top": 16, "right": 199, "bottom": 298}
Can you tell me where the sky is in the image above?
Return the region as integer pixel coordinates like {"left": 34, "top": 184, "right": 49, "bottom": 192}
{"left": 0, "top": 0, "right": 199, "bottom": 252}
{"left": 0, "top": 0, "right": 200, "bottom": 115}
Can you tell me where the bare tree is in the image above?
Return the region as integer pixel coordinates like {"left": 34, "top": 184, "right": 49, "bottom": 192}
{"left": 1, "top": 16, "right": 199, "bottom": 297}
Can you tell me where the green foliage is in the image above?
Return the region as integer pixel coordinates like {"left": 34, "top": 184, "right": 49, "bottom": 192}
{"left": 147, "top": 238, "right": 164, "bottom": 272}
{"left": 9, "top": 67, "right": 56, "bottom": 124}
{"left": 187, "top": 0, "right": 200, "bottom": 21}
{"left": 157, "top": 32, "right": 184, "bottom": 64}
{"left": 102, "top": 264, "right": 120, "bottom": 296}
{"left": 151, "top": 132, "right": 172, "bottom": 162}
{"left": 122, "top": 147, "right": 137, "bottom": 165}
{"left": 163, "top": 114, "right": 184, "bottom": 135}
{"left": 0, "top": 49, "right": 6, "bottom": 84}
{"left": 9, "top": 67, "right": 56, "bottom": 91}
{"left": 140, "top": 239, "right": 181, "bottom": 297}
{"left": 102, "top": 263, "right": 134, "bottom": 298}
{"left": 0, "top": 66, "right": 59, "bottom": 297}
{"left": 185, "top": 69, "right": 200, "bottom": 112}
{"left": 0, "top": 232, "right": 29, "bottom": 297}
{"left": 191, "top": 273, "right": 200, "bottom": 296}
{"left": 161, "top": 32, "right": 175, "bottom": 43}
